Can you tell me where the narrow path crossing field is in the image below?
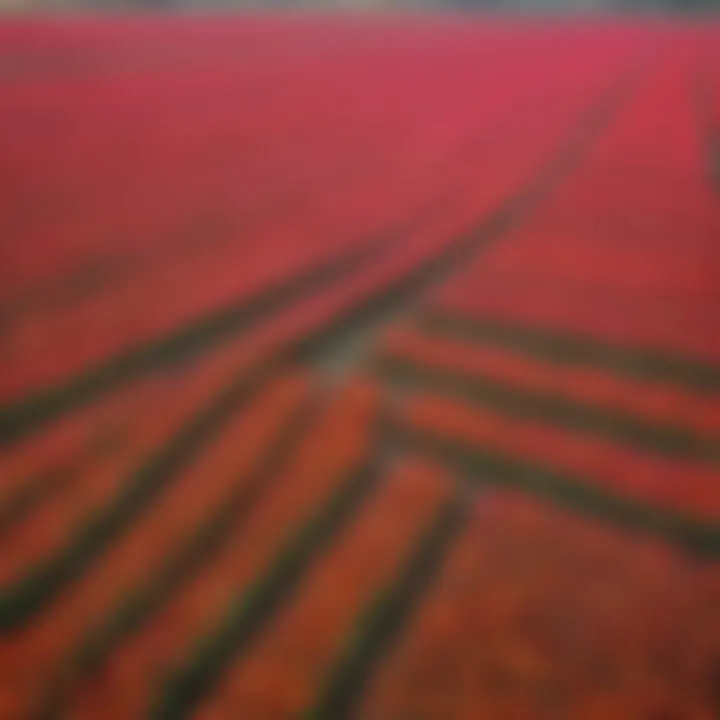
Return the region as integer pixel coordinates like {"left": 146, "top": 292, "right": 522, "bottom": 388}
{"left": 0, "top": 16, "right": 718, "bottom": 719}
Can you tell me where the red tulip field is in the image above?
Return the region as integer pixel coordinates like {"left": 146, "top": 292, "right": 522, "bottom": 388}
{"left": 0, "top": 14, "right": 718, "bottom": 718}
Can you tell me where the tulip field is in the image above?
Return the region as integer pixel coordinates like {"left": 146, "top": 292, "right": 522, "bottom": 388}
{"left": 0, "top": 15, "right": 718, "bottom": 719}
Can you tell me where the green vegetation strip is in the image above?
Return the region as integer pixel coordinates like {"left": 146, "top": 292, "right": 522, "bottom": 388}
{"left": 294, "top": 54, "right": 643, "bottom": 379}
{"left": 419, "top": 310, "right": 720, "bottom": 392}
{"left": 0, "top": 363, "right": 277, "bottom": 630}
{"left": 0, "top": 430, "right": 125, "bottom": 537}
{"left": 376, "top": 355, "right": 720, "bottom": 462}
{"left": 308, "top": 497, "right": 466, "bottom": 720}
{"left": 151, "top": 462, "right": 382, "bottom": 720}
{"left": 38, "top": 394, "right": 318, "bottom": 719}
{"left": 0, "top": 239, "right": 385, "bottom": 445}
{"left": 393, "top": 425, "right": 720, "bottom": 557}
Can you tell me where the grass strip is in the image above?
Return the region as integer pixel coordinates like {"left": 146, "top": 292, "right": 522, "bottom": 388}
{"left": 150, "top": 461, "right": 382, "bottom": 720}
{"left": 307, "top": 496, "right": 466, "bottom": 719}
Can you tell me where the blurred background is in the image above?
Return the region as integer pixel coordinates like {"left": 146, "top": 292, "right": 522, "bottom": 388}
{"left": 0, "top": 1, "right": 718, "bottom": 718}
